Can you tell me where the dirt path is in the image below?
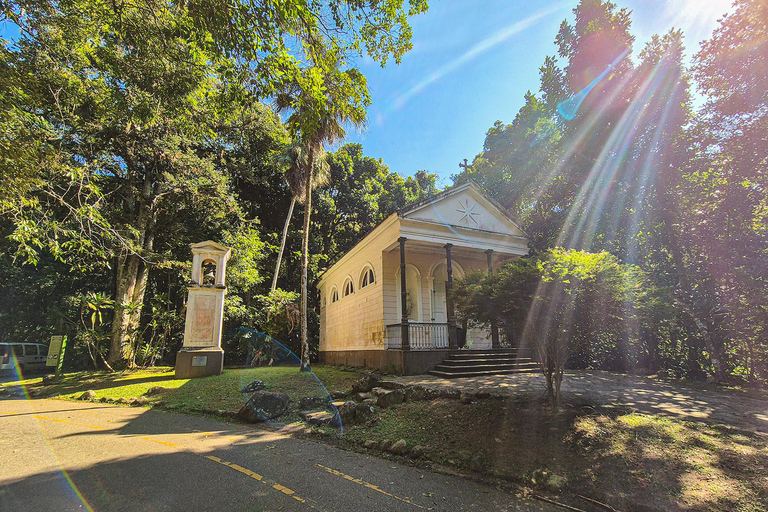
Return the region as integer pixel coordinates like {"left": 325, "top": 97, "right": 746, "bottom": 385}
{"left": 391, "top": 371, "right": 768, "bottom": 433}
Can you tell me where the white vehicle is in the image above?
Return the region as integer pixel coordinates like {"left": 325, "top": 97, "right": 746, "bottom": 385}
{"left": 0, "top": 343, "right": 49, "bottom": 373}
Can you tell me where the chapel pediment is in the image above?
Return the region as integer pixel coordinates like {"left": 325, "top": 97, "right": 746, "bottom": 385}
{"left": 399, "top": 182, "right": 526, "bottom": 238}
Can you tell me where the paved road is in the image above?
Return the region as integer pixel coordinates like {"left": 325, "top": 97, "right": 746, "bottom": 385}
{"left": 0, "top": 399, "right": 555, "bottom": 512}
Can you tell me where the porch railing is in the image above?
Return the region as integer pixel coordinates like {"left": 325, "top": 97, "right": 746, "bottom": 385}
{"left": 385, "top": 322, "right": 451, "bottom": 350}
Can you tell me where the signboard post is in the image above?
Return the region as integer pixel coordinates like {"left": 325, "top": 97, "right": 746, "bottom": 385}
{"left": 46, "top": 335, "right": 67, "bottom": 376}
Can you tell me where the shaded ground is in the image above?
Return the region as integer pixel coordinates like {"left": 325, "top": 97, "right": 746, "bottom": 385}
{"left": 342, "top": 394, "right": 768, "bottom": 512}
{"left": 0, "top": 398, "right": 557, "bottom": 512}
{"left": 390, "top": 370, "right": 768, "bottom": 433}
{"left": 4, "top": 367, "right": 768, "bottom": 511}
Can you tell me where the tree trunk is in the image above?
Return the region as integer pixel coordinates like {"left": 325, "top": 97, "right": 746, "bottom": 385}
{"left": 108, "top": 173, "right": 155, "bottom": 366}
{"left": 271, "top": 197, "right": 296, "bottom": 293}
{"left": 109, "top": 253, "right": 140, "bottom": 365}
{"left": 300, "top": 147, "right": 314, "bottom": 368}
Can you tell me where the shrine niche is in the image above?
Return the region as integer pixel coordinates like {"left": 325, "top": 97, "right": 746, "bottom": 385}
{"left": 175, "top": 241, "right": 232, "bottom": 378}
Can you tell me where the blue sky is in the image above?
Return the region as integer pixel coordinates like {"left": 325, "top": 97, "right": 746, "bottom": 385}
{"left": 1, "top": 0, "right": 733, "bottom": 187}
{"left": 345, "top": 0, "right": 735, "bottom": 187}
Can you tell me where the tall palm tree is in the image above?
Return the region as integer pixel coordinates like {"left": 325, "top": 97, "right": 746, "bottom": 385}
{"left": 279, "top": 64, "right": 368, "bottom": 368}
{"left": 271, "top": 143, "right": 330, "bottom": 293}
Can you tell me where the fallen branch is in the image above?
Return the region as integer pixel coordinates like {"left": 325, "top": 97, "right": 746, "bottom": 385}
{"left": 577, "top": 494, "right": 619, "bottom": 512}
{"left": 532, "top": 494, "right": 587, "bottom": 512}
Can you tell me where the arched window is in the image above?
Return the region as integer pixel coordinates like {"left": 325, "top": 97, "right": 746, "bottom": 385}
{"left": 359, "top": 266, "right": 375, "bottom": 288}
{"left": 343, "top": 278, "right": 354, "bottom": 297}
{"left": 330, "top": 287, "right": 339, "bottom": 303}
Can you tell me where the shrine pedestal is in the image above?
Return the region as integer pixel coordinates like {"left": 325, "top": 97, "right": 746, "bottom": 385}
{"left": 173, "top": 241, "right": 232, "bottom": 379}
{"left": 175, "top": 347, "right": 224, "bottom": 379}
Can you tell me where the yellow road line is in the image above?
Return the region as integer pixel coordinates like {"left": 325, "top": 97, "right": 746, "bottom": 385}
{"left": 34, "top": 415, "right": 106, "bottom": 430}
{"left": 8, "top": 409, "right": 322, "bottom": 509}
{"left": 316, "top": 464, "right": 424, "bottom": 509}
{"left": 205, "top": 456, "right": 314, "bottom": 507}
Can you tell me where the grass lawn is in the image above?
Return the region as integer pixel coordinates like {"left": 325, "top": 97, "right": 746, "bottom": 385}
{"left": 2, "top": 365, "right": 362, "bottom": 415}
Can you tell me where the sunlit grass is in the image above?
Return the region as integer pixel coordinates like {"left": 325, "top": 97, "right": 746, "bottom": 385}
{"left": 3, "top": 365, "right": 362, "bottom": 413}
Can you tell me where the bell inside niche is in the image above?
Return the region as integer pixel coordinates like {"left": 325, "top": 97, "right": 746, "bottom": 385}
{"left": 201, "top": 260, "right": 217, "bottom": 287}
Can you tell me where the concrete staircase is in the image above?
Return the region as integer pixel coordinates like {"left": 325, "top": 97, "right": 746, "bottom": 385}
{"left": 428, "top": 348, "right": 539, "bottom": 378}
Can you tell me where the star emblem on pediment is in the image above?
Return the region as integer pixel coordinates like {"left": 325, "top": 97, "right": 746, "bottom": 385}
{"left": 456, "top": 199, "right": 480, "bottom": 226}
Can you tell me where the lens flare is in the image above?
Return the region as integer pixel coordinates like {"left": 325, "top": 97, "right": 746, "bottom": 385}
{"left": 557, "top": 47, "right": 631, "bottom": 120}
{"left": 233, "top": 328, "right": 343, "bottom": 434}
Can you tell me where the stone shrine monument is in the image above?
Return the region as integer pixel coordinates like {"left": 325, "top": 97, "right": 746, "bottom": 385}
{"left": 175, "top": 241, "right": 232, "bottom": 378}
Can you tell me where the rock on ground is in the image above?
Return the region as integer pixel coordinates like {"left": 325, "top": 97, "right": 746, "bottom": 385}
{"left": 237, "top": 391, "right": 290, "bottom": 423}
{"left": 241, "top": 379, "right": 266, "bottom": 393}
{"left": 352, "top": 373, "right": 382, "bottom": 393}
{"left": 376, "top": 389, "right": 405, "bottom": 408}
{"left": 299, "top": 410, "right": 335, "bottom": 426}
{"left": 145, "top": 386, "right": 169, "bottom": 396}
{"left": 354, "top": 402, "right": 376, "bottom": 423}
{"left": 389, "top": 439, "right": 408, "bottom": 455}
{"left": 79, "top": 390, "right": 96, "bottom": 401}
{"left": 409, "top": 445, "right": 427, "bottom": 458}
{"left": 334, "top": 401, "right": 358, "bottom": 426}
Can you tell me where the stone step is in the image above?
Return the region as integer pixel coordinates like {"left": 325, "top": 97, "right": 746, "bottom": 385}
{"left": 299, "top": 410, "right": 337, "bottom": 425}
{"left": 428, "top": 367, "right": 540, "bottom": 378}
{"left": 440, "top": 357, "right": 536, "bottom": 366}
{"left": 431, "top": 362, "right": 539, "bottom": 373}
{"left": 446, "top": 350, "right": 533, "bottom": 359}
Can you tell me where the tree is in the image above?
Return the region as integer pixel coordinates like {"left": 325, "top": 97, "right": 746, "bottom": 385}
{"left": 453, "top": 249, "right": 646, "bottom": 406}
{"left": 2, "top": 0, "right": 428, "bottom": 368}
{"left": 271, "top": 143, "right": 330, "bottom": 292}
{"left": 688, "top": 0, "right": 768, "bottom": 382}
{"left": 280, "top": 63, "right": 368, "bottom": 368}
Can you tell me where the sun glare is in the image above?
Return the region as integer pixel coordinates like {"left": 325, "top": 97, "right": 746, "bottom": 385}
{"left": 663, "top": 0, "right": 735, "bottom": 40}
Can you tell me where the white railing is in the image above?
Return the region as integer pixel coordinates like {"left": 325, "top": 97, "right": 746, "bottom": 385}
{"left": 385, "top": 322, "right": 451, "bottom": 350}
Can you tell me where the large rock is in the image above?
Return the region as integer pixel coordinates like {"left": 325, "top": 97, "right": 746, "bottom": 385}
{"left": 376, "top": 389, "right": 405, "bottom": 408}
{"left": 241, "top": 379, "right": 266, "bottom": 393}
{"left": 403, "top": 386, "right": 428, "bottom": 402}
{"left": 78, "top": 390, "right": 96, "bottom": 401}
{"left": 237, "top": 391, "right": 290, "bottom": 423}
{"left": 389, "top": 439, "right": 408, "bottom": 455}
{"left": 333, "top": 401, "right": 358, "bottom": 426}
{"left": 300, "top": 410, "right": 335, "bottom": 426}
{"left": 409, "top": 445, "right": 427, "bottom": 459}
{"left": 354, "top": 402, "right": 376, "bottom": 423}
{"left": 146, "top": 386, "right": 169, "bottom": 396}
{"left": 351, "top": 373, "right": 381, "bottom": 393}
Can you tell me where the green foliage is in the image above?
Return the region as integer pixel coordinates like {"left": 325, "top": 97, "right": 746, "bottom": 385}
{"left": 454, "top": 0, "right": 767, "bottom": 385}
{"left": 0, "top": 0, "right": 428, "bottom": 368}
{"left": 454, "top": 249, "right": 650, "bottom": 404}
